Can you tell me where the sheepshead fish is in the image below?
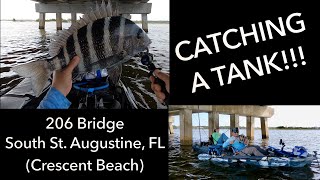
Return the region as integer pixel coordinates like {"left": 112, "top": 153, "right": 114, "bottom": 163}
{"left": 11, "top": 0, "right": 151, "bottom": 97}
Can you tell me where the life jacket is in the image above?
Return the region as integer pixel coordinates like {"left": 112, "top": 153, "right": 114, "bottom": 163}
{"left": 211, "top": 132, "right": 221, "bottom": 144}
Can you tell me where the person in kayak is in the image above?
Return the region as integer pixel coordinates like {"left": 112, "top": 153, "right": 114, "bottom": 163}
{"left": 38, "top": 56, "right": 170, "bottom": 109}
{"left": 223, "top": 127, "right": 265, "bottom": 156}
{"left": 209, "top": 129, "right": 221, "bottom": 145}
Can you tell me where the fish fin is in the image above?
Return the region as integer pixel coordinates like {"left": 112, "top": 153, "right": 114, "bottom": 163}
{"left": 100, "top": 0, "right": 108, "bottom": 17}
{"left": 108, "top": 64, "right": 122, "bottom": 86}
{"left": 96, "top": 1, "right": 100, "bottom": 11}
{"left": 88, "top": 9, "right": 98, "bottom": 21}
{"left": 49, "top": 29, "right": 73, "bottom": 57}
{"left": 95, "top": 1, "right": 102, "bottom": 19}
{"left": 49, "top": 33, "right": 65, "bottom": 57}
{"left": 82, "top": 14, "right": 91, "bottom": 24}
{"left": 49, "top": 0, "right": 114, "bottom": 57}
{"left": 106, "top": 0, "right": 113, "bottom": 16}
{"left": 79, "top": 17, "right": 86, "bottom": 25}
{"left": 78, "top": 17, "right": 87, "bottom": 27}
{"left": 11, "top": 60, "right": 52, "bottom": 97}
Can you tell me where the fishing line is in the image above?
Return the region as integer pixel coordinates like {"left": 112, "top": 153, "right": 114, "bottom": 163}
{"left": 196, "top": 105, "right": 210, "bottom": 144}
{"left": 314, "top": 151, "right": 320, "bottom": 169}
{"left": 223, "top": 129, "right": 230, "bottom": 135}
{"left": 198, "top": 105, "right": 202, "bottom": 143}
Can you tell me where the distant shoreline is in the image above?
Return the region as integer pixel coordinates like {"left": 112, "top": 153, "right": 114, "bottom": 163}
{"left": 0, "top": 19, "right": 169, "bottom": 24}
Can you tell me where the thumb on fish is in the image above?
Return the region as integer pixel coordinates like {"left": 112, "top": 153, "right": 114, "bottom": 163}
{"left": 64, "top": 56, "right": 80, "bottom": 74}
{"left": 154, "top": 69, "right": 169, "bottom": 83}
{"left": 154, "top": 69, "right": 170, "bottom": 93}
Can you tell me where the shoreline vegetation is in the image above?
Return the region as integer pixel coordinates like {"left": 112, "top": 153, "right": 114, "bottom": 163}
{"left": 173, "top": 125, "right": 320, "bottom": 130}
{"left": 1, "top": 19, "right": 169, "bottom": 24}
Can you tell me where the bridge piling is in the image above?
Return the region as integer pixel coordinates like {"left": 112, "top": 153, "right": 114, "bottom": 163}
{"left": 56, "top": 13, "right": 62, "bottom": 30}
{"left": 39, "top": 12, "right": 45, "bottom": 29}
{"left": 179, "top": 109, "right": 193, "bottom": 146}
{"left": 141, "top": 13, "right": 148, "bottom": 32}
{"left": 169, "top": 106, "right": 274, "bottom": 146}
{"left": 34, "top": 0, "right": 152, "bottom": 31}
{"left": 246, "top": 116, "right": 255, "bottom": 140}
{"left": 261, "top": 117, "right": 269, "bottom": 139}
{"left": 230, "top": 114, "right": 239, "bottom": 137}
{"left": 71, "top": 12, "right": 77, "bottom": 25}
{"left": 208, "top": 112, "right": 219, "bottom": 136}
{"left": 169, "top": 116, "right": 174, "bottom": 134}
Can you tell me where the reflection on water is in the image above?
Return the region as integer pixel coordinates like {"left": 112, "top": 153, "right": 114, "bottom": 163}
{"left": 169, "top": 128, "right": 320, "bottom": 179}
{"left": 0, "top": 21, "right": 169, "bottom": 109}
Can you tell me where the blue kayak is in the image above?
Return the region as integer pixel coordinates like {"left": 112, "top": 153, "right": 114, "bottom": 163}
{"left": 198, "top": 153, "right": 315, "bottom": 167}
{"left": 193, "top": 135, "right": 317, "bottom": 168}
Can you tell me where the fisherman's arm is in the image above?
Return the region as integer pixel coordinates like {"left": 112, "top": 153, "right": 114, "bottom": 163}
{"left": 223, "top": 136, "right": 237, "bottom": 148}
{"left": 222, "top": 139, "right": 231, "bottom": 148}
{"left": 244, "top": 138, "right": 249, "bottom": 145}
{"left": 37, "top": 56, "right": 80, "bottom": 109}
{"left": 37, "top": 87, "right": 71, "bottom": 109}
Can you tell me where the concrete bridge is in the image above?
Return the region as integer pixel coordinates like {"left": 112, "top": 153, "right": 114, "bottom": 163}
{"left": 169, "top": 105, "right": 274, "bottom": 145}
{"left": 32, "top": 0, "right": 152, "bottom": 31}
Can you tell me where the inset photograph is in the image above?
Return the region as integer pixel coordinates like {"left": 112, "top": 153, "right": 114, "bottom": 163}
{"left": 0, "top": 0, "right": 169, "bottom": 109}
{"left": 169, "top": 105, "right": 320, "bottom": 179}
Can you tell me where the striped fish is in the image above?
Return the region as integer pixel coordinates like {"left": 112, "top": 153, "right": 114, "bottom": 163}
{"left": 11, "top": 0, "right": 151, "bottom": 97}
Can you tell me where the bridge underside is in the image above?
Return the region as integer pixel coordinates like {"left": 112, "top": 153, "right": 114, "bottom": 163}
{"left": 169, "top": 105, "right": 274, "bottom": 145}
{"left": 33, "top": 0, "right": 152, "bottom": 31}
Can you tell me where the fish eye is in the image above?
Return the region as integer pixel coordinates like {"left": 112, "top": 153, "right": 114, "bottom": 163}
{"left": 137, "top": 29, "right": 143, "bottom": 39}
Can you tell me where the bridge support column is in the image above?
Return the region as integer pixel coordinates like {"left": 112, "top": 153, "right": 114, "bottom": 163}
{"left": 180, "top": 109, "right": 192, "bottom": 145}
{"left": 261, "top": 117, "right": 269, "bottom": 139}
{"left": 141, "top": 13, "right": 148, "bottom": 32}
{"left": 71, "top": 13, "right": 77, "bottom": 25}
{"left": 230, "top": 114, "right": 239, "bottom": 137}
{"left": 209, "top": 112, "right": 219, "bottom": 136}
{"left": 169, "top": 116, "right": 174, "bottom": 134}
{"left": 39, "top": 13, "right": 45, "bottom": 29}
{"left": 246, "top": 116, "right": 255, "bottom": 140}
{"left": 56, "top": 13, "right": 62, "bottom": 30}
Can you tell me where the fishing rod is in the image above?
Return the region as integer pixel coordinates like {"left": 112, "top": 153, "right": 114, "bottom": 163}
{"left": 314, "top": 151, "right": 320, "bottom": 169}
{"left": 140, "top": 50, "right": 169, "bottom": 107}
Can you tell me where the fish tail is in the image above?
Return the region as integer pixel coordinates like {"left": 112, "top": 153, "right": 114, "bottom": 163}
{"left": 11, "top": 60, "right": 52, "bottom": 97}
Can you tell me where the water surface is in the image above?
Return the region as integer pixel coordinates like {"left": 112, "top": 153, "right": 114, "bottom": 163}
{"left": 169, "top": 128, "right": 320, "bottom": 179}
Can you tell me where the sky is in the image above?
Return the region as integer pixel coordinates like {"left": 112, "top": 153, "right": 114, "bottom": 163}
{"left": 0, "top": 0, "right": 169, "bottom": 21}
{"left": 172, "top": 106, "right": 320, "bottom": 128}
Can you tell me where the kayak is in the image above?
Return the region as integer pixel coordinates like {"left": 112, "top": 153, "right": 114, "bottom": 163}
{"left": 0, "top": 77, "right": 138, "bottom": 109}
{"left": 193, "top": 140, "right": 317, "bottom": 168}
{"left": 198, "top": 153, "right": 315, "bottom": 168}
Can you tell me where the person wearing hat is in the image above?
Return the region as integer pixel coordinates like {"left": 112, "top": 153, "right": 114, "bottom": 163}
{"left": 222, "top": 127, "right": 265, "bottom": 156}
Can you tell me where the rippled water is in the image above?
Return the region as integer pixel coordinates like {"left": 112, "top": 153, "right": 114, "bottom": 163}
{"left": 0, "top": 21, "right": 169, "bottom": 109}
{"left": 169, "top": 128, "right": 320, "bottom": 179}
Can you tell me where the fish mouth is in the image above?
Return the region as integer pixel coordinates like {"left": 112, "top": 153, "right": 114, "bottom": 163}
{"left": 143, "top": 40, "right": 152, "bottom": 52}
{"left": 146, "top": 39, "right": 152, "bottom": 46}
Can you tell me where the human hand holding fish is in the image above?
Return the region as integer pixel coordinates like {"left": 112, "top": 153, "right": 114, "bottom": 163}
{"left": 150, "top": 69, "right": 170, "bottom": 104}
{"left": 52, "top": 56, "right": 80, "bottom": 96}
